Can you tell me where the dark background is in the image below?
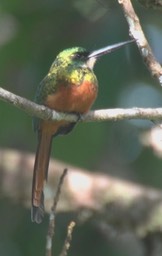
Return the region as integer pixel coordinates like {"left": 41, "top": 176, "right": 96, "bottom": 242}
{"left": 0, "top": 0, "right": 162, "bottom": 255}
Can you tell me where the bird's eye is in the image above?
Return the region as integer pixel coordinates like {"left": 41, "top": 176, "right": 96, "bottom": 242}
{"left": 72, "top": 51, "right": 88, "bottom": 60}
{"left": 73, "top": 52, "right": 82, "bottom": 60}
{"left": 77, "top": 53, "right": 82, "bottom": 58}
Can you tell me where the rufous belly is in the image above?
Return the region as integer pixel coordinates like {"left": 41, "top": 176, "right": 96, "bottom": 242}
{"left": 45, "top": 80, "right": 98, "bottom": 114}
{"left": 41, "top": 81, "right": 98, "bottom": 135}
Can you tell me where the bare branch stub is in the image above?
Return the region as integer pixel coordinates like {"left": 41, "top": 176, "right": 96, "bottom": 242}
{"left": 118, "top": 0, "right": 162, "bottom": 85}
{"left": 59, "top": 221, "right": 76, "bottom": 256}
{"left": 46, "top": 169, "right": 68, "bottom": 256}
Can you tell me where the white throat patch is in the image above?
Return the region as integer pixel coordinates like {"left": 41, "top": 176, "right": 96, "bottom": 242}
{"left": 86, "top": 57, "right": 97, "bottom": 70}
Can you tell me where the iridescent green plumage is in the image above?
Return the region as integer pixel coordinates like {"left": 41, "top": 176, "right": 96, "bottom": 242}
{"left": 32, "top": 40, "right": 134, "bottom": 224}
{"left": 33, "top": 47, "right": 98, "bottom": 131}
{"left": 35, "top": 47, "right": 97, "bottom": 104}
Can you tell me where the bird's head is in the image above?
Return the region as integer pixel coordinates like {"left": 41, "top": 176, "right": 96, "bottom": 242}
{"left": 51, "top": 39, "right": 134, "bottom": 72}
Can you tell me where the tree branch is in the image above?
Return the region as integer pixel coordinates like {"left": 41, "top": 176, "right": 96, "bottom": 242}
{"left": 118, "top": 0, "right": 162, "bottom": 85}
{"left": 1, "top": 148, "right": 162, "bottom": 237}
{"left": 1, "top": 86, "right": 162, "bottom": 123}
{"left": 0, "top": 87, "right": 77, "bottom": 122}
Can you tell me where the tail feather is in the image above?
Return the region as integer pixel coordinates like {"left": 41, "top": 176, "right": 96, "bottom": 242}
{"left": 31, "top": 130, "right": 52, "bottom": 223}
{"left": 31, "top": 192, "right": 44, "bottom": 224}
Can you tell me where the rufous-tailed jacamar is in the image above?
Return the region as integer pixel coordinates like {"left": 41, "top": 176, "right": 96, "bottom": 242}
{"left": 32, "top": 40, "right": 133, "bottom": 223}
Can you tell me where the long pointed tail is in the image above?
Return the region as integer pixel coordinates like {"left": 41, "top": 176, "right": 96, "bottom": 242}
{"left": 31, "top": 129, "right": 52, "bottom": 224}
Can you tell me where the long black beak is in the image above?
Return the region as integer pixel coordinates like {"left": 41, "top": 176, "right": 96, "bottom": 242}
{"left": 88, "top": 39, "right": 134, "bottom": 59}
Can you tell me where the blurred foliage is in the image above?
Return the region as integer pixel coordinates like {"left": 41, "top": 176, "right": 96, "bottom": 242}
{"left": 0, "top": 0, "right": 162, "bottom": 255}
{"left": 138, "top": 0, "right": 162, "bottom": 10}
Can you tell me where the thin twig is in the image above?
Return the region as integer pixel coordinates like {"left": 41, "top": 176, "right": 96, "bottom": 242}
{"left": 46, "top": 169, "right": 68, "bottom": 256}
{"left": 59, "top": 221, "right": 76, "bottom": 256}
{"left": 118, "top": 0, "right": 162, "bottom": 85}
{"left": 83, "top": 108, "right": 162, "bottom": 122}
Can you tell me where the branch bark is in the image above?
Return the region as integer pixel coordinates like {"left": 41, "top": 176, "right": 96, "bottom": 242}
{"left": 118, "top": 0, "right": 162, "bottom": 85}
{"left": 0, "top": 148, "right": 162, "bottom": 237}
{"left": 1, "top": 87, "right": 162, "bottom": 123}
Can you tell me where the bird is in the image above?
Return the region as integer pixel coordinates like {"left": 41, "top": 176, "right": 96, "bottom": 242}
{"left": 31, "top": 39, "right": 134, "bottom": 223}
